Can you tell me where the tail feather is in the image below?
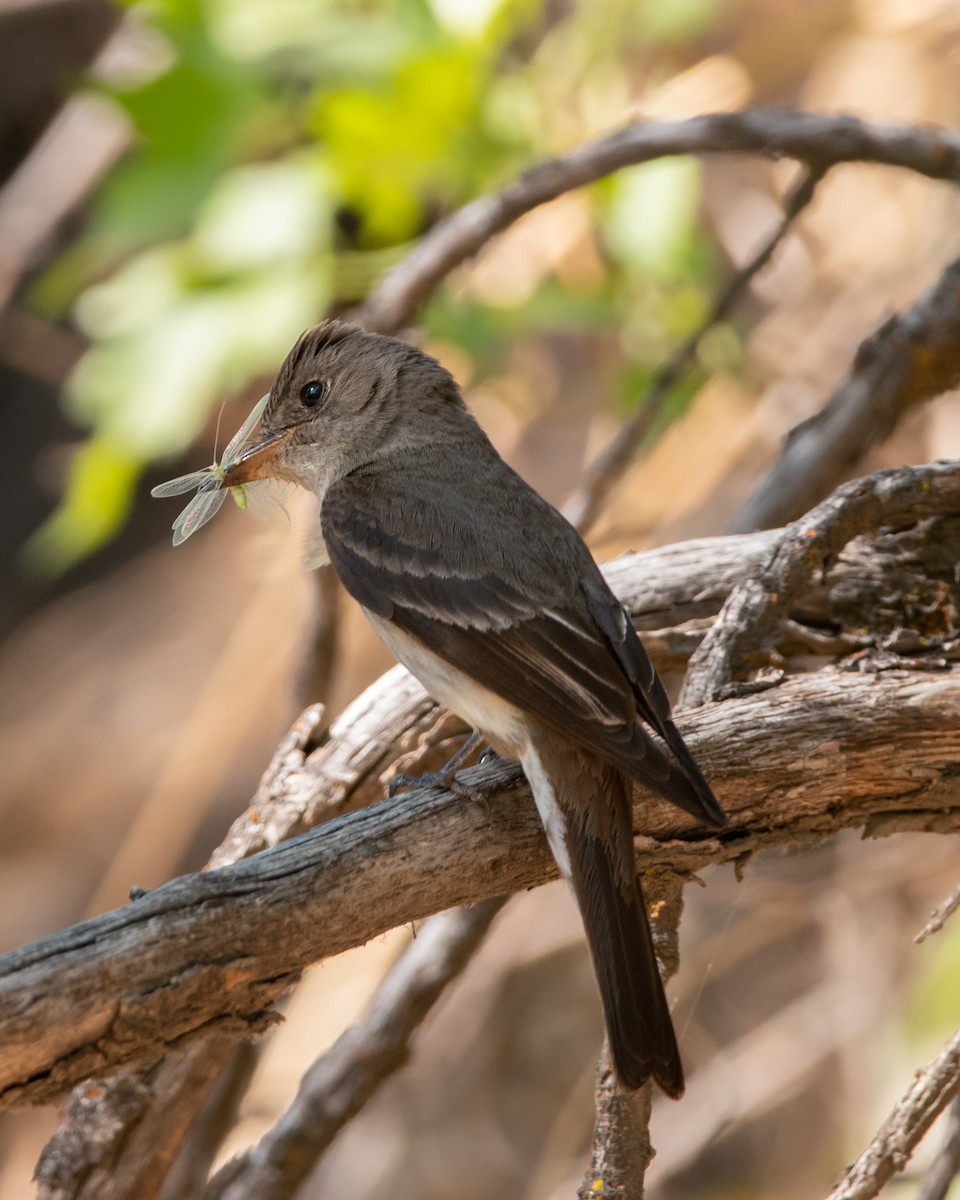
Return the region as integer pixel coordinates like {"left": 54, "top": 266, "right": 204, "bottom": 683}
{"left": 659, "top": 719, "right": 727, "bottom": 830}
{"left": 616, "top": 722, "right": 727, "bottom": 831}
{"left": 563, "top": 767, "right": 684, "bottom": 1097}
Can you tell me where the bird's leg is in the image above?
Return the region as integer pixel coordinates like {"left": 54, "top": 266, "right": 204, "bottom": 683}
{"left": 388, "top": 729, "right": 485, "bottom": 797}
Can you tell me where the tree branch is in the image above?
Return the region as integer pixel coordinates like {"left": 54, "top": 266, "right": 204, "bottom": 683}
{"left": 824, "top": 1029, "right": 960, "bottom": 1200}
{"left": 3, "top": 656, "right": 960, "bottom": 1110}
{"left": 731, "top": 257, "right": 960, "bottom": 533}
{"left": 353, "top": 109, "right": 960, "bottom": 337}
{"left": 682, "top": 462, "right": 960, "bottom": 708}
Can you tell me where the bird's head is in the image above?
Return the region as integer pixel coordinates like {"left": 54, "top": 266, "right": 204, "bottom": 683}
{"left": 222, "top": 320, "right": 463, "bottom": 498}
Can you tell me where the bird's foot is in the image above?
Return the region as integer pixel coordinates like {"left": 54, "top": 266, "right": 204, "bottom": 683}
{"left": 388, "top": 730, "right": 484, "bottom": 798}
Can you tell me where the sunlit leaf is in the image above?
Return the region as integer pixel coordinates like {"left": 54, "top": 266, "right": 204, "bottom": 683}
{"left": 21, "top": 438, "right": 141, "bottom": 576}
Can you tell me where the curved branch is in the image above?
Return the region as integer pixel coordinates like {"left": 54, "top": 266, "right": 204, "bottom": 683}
{"left": 354, "top": 108, "right": 960, "bottom": 335}
{"left": 682, "top": 462, "right": 960, "bottom": 708}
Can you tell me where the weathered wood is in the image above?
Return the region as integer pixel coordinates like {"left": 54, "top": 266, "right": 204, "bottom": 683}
{"left": 5, "top": 513, "right": 959, "bottom": 1112}
{"left": 2, "top": 663, "right": 959, "bottom": 1110}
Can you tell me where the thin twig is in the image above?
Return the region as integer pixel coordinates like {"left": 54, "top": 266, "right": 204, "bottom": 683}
{"left": 916, "top": 883, "right": 960, "bottom": 944}
{"left": 681, "top": 461, "right": 960, "bottom": 708}
{"left": 563, "top": 164, "right": 824, "bottom": 534}
{"left": 731, "top": 256, "right": 960, "bottom": 533}
{"left": 824, "top": 1029, "right": 960, "bottom": 1200}
{"left": 202, "top": 898, "right": 506, "bottom": 1200}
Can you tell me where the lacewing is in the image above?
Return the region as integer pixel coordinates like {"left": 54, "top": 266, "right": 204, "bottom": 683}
{"left": 151, "top": 393, "right": 289, "bottom": 545}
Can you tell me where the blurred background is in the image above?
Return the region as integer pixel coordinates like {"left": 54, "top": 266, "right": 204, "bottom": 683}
{"left": 2, "top": 0, "right": 960, "bottom": 1196}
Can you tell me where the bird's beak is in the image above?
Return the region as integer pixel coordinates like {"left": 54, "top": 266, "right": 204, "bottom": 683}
{"left": 221, "top": 429, "right": 290, "bottom": 486}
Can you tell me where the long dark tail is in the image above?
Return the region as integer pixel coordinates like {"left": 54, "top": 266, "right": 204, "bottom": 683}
{"left": 563, "top": 764, "right": 684, "bottom": 1097}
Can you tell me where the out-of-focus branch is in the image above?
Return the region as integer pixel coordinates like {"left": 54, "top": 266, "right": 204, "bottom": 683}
{"left": 0, "top": 22, "right": 136, "bottom": 311}
{"left": 917, "top": 883, "right": 960, "bottom": 944}
{"left": 731, "top": 257, "right": 960, "bottom": 533}
{"left": 562, "top": 164, "right": 824, "bottom": 534}
{"left": 916, "top": 1094, "right": 960, "bottom": 1200}
{"left": 681, "top": 461, "right": 960, "bottom": 708}
{"left": 824, "top": 1029, "right": 960, "bottom": 1200}
{"left": 354, "top": 109, "right": 960, "bottom": 337}
{"left": 201, "top": 897, "right": 507, "bottom": 1200}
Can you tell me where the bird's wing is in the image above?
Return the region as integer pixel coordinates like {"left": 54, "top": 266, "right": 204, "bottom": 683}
{"left": 322, "top": 461, "right": 723, "bottom": 825}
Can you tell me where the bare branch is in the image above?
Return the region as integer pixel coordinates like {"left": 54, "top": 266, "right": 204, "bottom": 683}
{"left": 916, "top": 883, "right": 960, "bottom": 944}
{"left": 563, "top": 164, "right": 824, "bottom": 534}
{"left": 681, "top": 461, "right": 960, "bottom": 708}
{"left": 36, "top": 1034, "right": 244, "bottom": 1200}
{"left": 824, "top": 1029, "right": 960, "bottom": 1200}
{"left": 731, "top": 257, "right": 960, "bottom": 533}
{"left": 917, "top": 1094, "right": 960, "bottom": 1200}
{"left": 3, "top": 659, "right": 960, "bottom": 1111}
{"left": 202, "top": 897, "right": 506, "bottom": 1200}
{"left": 353, "top": 109, "right": 960, "bottom": 336}
{"left": 578, "top": 1051, "right": 654, "bottom": 1200}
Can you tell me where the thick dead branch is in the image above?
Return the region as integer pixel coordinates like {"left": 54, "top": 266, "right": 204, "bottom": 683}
{"left": 354, "top": 109, "right": 960, "bottom": 336}
{"left": 732, "top": 257, "right": 960, "bottom": 533}
{"left": 215, "top": 513, "right": 960, "bottom": 864}
{"left": 824, "top": 1029, "right": 960, "bottom": 1200}
{"left": 2, "top": 661, "right": 959, "bottom": 1110}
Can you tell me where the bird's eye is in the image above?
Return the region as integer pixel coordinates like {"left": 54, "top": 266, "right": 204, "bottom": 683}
{"left": 299, "top": 379, "right": 328, "bottom": 409}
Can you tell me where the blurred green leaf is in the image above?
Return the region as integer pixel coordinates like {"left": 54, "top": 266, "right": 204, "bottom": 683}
{"left": 21, "top": 438, "right": 142, "bottom": 576}
{"left": 312, "top": 41, "right": 501, "bottom": 243}
{"left": 93, "top": 5, "right": 267, "bottom": 245}
{"left": 602, "top": 157, "right": 703, "bottom": 278}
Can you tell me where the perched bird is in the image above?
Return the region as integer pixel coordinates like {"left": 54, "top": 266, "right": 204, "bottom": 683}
{"left": 221, "top": 320, "right": 727, "bottom": 1096}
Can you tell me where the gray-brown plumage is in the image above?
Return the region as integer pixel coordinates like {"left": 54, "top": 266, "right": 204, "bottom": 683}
{"left": 223, "top": 320, "right": 727, "bottom": 1095}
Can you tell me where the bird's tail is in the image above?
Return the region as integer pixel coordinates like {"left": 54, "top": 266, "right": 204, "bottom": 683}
{"left": 559, "top": 760, "right": 685, "bottom": 1096}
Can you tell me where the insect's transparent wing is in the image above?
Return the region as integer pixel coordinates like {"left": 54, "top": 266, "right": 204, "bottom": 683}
{"left": 171, "top": 487, "right": 228, "bottom": 545}
{"left": 151, "top": 468, "right": 217, "bottom": 498}
{"left": 222, "top": 392, "right": 270, "bottom": 467}
{"left": 232, "top": 479, "right": 293, "bottom": 531}
{"left": 156, "top": 393, "right": 271, "bottom": 546}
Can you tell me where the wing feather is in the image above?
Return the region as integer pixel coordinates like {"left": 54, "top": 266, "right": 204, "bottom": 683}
{"left": 322, "top": 459, "right": 725, "bottom": 824}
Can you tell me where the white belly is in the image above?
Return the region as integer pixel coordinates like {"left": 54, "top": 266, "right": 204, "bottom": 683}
{"left": 364, "top": 608, "right": 574, "bottom": 885}
{"left": 364, "top": 609, "right": 528, "bottom": 753}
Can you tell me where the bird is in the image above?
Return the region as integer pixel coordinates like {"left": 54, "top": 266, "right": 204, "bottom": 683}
{"left": 220, "top": 319, "right": 727, "bottom": 1096}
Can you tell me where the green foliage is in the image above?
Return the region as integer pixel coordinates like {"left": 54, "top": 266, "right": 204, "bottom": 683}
{"left": 22, "top": 437, "right": 141, "bottom": 575}
{"left": 30, "top": 0, "right": 727, "bottom": 570}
